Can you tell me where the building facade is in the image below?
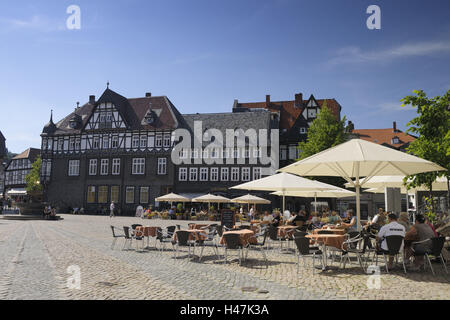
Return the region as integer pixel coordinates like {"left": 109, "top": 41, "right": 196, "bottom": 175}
{"left": 0, "top": 131, "right": 6, "bottom": 197}
{"left": 172, "top": 110, "right": 279, "bottom": 200}
{"left": 3, "top": 148, "right": 40, "bottom": 199}
{"left": 232, "top": 93, "right": 342, "bottom": 167}
{"left": 40, "top": 88, "right": 186, "bottom": 215}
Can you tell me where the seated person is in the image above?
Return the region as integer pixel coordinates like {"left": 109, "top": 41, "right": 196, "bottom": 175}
{"left": 367, "top": 209, "right": 387, "bottom": 232}
{"left": 376, "top": 213, "right": 405, "bottom": 269}
{"left": 261, "top": 211, "right": 273, "bottom": 224}
{"left": 321, "top": 212, "right": 330, "bottom": 225}
{"left": 271, "top": 211, "right": 281, "bottom": 228}
{"left": 398, "top": 212, "right": 411, "bottom": 232}
{"left": 328, "top": 211, "right": 341, "bottom": 225}
{"left": 340, "top": 210, "right": 360, "bottom": 232}
{"left": 286, "top": 211, "right": 299, "bottom": 226}
{"left": 404, "top": 214, "right": 436, "bottom": 270}
{"left": 310, "top": 212, "right": 321, "bottom": 228}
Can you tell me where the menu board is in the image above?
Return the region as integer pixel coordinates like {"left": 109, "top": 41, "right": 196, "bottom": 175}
{"left": 220, "top": 209, "right": 235, "bottom": 229}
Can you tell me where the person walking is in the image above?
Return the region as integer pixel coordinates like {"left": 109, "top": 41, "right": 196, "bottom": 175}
{"left": 110, "top": 201, "right": 115, "bottom": 218}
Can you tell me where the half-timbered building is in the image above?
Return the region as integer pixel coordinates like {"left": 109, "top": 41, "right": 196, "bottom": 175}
{"left": 40, "top": 88, "right": 186, "bottom": 215}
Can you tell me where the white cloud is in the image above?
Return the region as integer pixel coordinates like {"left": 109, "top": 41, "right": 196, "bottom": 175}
{"left": 0, "top": 15, "right": 64, "bottom": 32}
{"left": 328, "top": 40, "right": 450, "bottom": 66}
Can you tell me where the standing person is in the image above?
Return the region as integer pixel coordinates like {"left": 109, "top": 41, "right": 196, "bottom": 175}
{"left": 376, "top": 213, "right": 406, "bottom": 270}
{"left": 110, "top": 201, "right": 115, "bottom": 218}
{"left": 249, "top": 205, "right": 255, "bottom": 220}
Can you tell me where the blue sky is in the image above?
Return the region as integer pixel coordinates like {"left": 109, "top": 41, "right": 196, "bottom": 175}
{"left": 0, "top": 0, "right": 449, "bottom": 153}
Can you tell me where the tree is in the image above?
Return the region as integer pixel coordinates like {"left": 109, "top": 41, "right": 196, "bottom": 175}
{"left": 25, "top": 155, "right": 43, "bottom": 195}
{"left": 296, "top": 101, "right": 348, "bottom": 187}
{"left": 401, "top": 89, "right": 450, "bottom": 214}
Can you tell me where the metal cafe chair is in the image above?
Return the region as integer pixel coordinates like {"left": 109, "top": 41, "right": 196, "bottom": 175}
{"left": 110, "top": 225, "right": 125, "bottom": 250}
{"left": 222, "top": 233, "right": 244, "bottom": 265}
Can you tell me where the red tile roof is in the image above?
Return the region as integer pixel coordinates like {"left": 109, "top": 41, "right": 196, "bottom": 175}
{"left": 352, "top": 128, "right": 416, "bottom": 149}
{"left": 236, "top": 97, "right": 341, "bottom": 130}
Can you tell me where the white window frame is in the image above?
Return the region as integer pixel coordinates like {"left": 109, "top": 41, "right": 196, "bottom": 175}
{"left": 157, "top": 158, "right": 167, "bottom": 175}
{"left": 111, "top": 136, "right": 119, "bottom": 148}
{"left": 231, "top": 167, "right": 239, "bottom": 181}
{"left": 125, "top": 186, "right": 135, "bottom": 204}
{"left": 241, "top": 167, "right": 250, "bottom": 181}
{"left": 200, "top": 167, "right": 208, "bottom": 181}
{"left": 68, "top": 160, "right": 79, "bottom": 176}
{"left": 253, "top": 167, "right": 261, "bottom": 180}
{"left": 132, "top": 136, "right": 140, "bottom": 148}
{"left": 163, "top": 134, "right": 171, "bottom": 147}
{"left": 92, "top": 137, "right": 99, "bottom": 149}
{"left": 112, "top": 158, "right": 120, "bottom": 175}
{"left": 179, "top": 167, "right": 187, "bottom": 181}
{"left": 88, "top": 159, "right": 97, "bottom": 175}
{"left": 189, "top": 168, "right": 198, "bottom": 181}
{"left": 140, "top": 135, "right": 147, "bottom": 148}
{"left": 210, "top": 167, "right": 219, "bottom": 181}
{"left": 132, "top": 158, "right": 145, "bottom": 175}
{"left": 103, "top": 135, "right": 109, "bottom": 149}
{"left": 155, "top": 135, "right": 162, "bottom": 147}
{"left": 100, "top": 159, "right": 109, "bottom": 175}
{"left": 220, "top": 167, "right": 229, "bottom": 181}
{"left": 140, "top": 187, "right": 149, "bottom": 204}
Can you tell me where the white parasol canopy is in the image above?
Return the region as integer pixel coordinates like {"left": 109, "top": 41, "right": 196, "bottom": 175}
{"left": 231, "top": 194, "right": 271, "bottom": 204}
{"left": 271, "top": 189, "right": 355, "bottom": 212}
{"left": 230, "top": 172, "right": 342, "bottom": 212}
{"left": 346, "top": 175, "right": 448, "bottom": 191}
{"left": 192, "top": 193, "right": 230, "bottom": 211}
{"left": 279, "top": 139, "right": 445, "bottom": 230}
{"left": 155, "top": 192, "right": 191, "bottom": 202}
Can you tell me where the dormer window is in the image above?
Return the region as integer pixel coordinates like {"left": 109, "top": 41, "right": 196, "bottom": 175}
{"left": 307, "top": 108, "right": 316, "bottom": 118}
{"left": 300, "top": 127, "right": 307, "bottom": 134}
{"left": 391, "top": 136, "right": 400, "bottom": 144}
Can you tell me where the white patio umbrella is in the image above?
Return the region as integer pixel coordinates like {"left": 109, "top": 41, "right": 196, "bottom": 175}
{"left": 279, "top": 139, "right": 445, "bottom": 231}
{"left": 271, "top": 189, "right": 356, "bottom": 212}
{"left": 191, "top": 193, "right": 230, "bottom": 211}
{"left": 230, "top": 172, "right": 342, "bottom": 212}
{"left": 231, "top": 194, "right": 271, "bottom": 212}
{"left": 155, "top": 192, "right": 191, "bottom": 207}
{"left": 346, "top": 175, "right": 448, "bottom": 191}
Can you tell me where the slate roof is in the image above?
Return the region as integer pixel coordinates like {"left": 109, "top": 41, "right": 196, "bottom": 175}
{"left": 183, "top": 110, "right": 275, "bottom": 133}
{"left": 12, "top": 148, "right": 40, "bottom": 161}
{"left": 0, "top": 131, "right": 6, "bottom": 158}
{"left": 235, "top": 95, "right": 341, "bottom": 131}
{"left": 43, "top": 88, "right": 187, "bottom": 136}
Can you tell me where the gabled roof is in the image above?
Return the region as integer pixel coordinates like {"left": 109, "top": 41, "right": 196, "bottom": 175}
{"left": 234, "top": 94, "right": 341, "bottom": 131}
{"left": 44, "top": 88, "right": 186, "bottom": 135}
{"left": 12, "top": 148, "right": 40, "bottom": 161}
{"left": 352, "top": 128, "right": 416, "bottom": 149}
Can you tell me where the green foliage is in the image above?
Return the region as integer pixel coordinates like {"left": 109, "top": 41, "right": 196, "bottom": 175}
{"left": 296, "top": 102, "right": 348, "bottom": 187}
{"left": 297, "top": 102, "right": 348, "bottom": 160}
{"left": 401, "top": 90, "right": 450, "bottom": 192}
{"left": 25, "top": 155, "right": 43, "bottom": 194}
{"left": 422, "top": 197, "right": 437, "bottom": 223}
{"left": 176, "top": 203, "right": 183, "bottom": 212}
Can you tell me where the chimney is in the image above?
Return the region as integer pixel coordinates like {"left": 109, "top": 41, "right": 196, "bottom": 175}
{"left": 266, "top": 94, "right": 270, "bottom": 106}
{"left": 295, "top": 93, "right": 303, "bottom": 107}
{"left": 145, "top": 92, "right": 152, "bottom": 97}
{"left": 393, "top": 121, "right": 397, "bottom": 132}
{"left": 89, "top": 95, "right": 95, "bottom": 104}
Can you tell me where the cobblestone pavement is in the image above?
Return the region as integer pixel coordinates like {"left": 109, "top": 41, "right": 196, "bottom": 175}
{"left": 0, "top": 215, "right": 449, "bottom": 300}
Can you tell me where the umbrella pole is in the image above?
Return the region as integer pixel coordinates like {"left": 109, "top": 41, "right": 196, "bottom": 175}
{"left": 314, "top": 193, "right": 317, "bottom": 213}
{"left": 282, "top": 194, "right": 285, "bottom": 213}
{"left": 356, "top": 185, "right": 361, "bottom": 232}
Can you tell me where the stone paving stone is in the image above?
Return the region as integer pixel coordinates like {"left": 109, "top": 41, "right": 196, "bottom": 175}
{"left": 0, "top": 214, "right": 449, "bottom": 299}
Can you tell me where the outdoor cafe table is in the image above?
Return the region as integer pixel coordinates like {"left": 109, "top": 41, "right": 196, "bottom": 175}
{"left": 312, "top": 228, "right": 346, "bottom": 235}
{"left": 135, "top": 226, "right": 161, "bottom": 248}
{"left": 189, "top": 224, "right": 210, "bottom": 230}
{"left": 173, "top": 229, "right": 207, "bottom": 242}
{"left": 219, "top": 229, "right": 257, "bottom": 247}
{"left": 306, "top": 234, "right": 347, "bottom": 270}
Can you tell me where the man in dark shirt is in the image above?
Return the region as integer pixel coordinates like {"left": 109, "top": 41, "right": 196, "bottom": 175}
{"left": 271, "top": 211, "right": 281, "bottom": 227}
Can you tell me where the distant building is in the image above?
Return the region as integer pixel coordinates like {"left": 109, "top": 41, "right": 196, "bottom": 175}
{"left": 40, "top": 88, "right": 186, "bottom": 215}
{"left": 351, "top": 121, "right": 416, "bottom": 152}
{"left": 0, "top": 131, "right": 6, "bottom": 197}
{"left": 3, "top": 148, "right": 40, "bottom": 199}
{"left": 232, "top": 93, "right": 342, "bottom": 167}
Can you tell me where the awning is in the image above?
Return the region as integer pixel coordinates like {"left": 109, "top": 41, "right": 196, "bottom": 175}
{"left": 6, "top": 188, "right": 27, "bottom": 196}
